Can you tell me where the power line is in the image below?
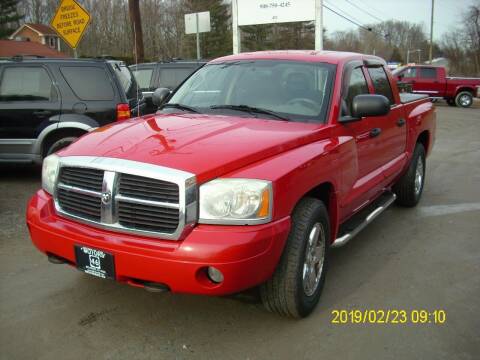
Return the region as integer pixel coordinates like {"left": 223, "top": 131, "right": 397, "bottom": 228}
{"left": 325, "top": 0, "right": 365, "bottom": 25}
{"left": 343, "top": 0, "right": 383, "bottom": 22}
{"left": 355, "top": 0, "right": 390, "bottom": 19}
{"left": 323, "top": 3, "right": 373, "bottom": 32}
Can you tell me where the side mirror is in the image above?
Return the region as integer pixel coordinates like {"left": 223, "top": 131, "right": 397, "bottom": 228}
{"left": 152, "top": 88, "right": 171, "bottom": 107}
{"left": 352, "top": 94, "right": 390, "bottom": 118}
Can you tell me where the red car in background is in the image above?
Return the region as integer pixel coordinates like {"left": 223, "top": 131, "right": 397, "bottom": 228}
{"left": 393, "top": 65, "right": 480, "bottom": 107}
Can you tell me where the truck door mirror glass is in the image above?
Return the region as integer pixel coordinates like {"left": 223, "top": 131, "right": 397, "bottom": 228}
{"left": 152, "top": 88, "right": 171, "bottom": 107}
{"left": 351, "top": 94, "right": 390, "bottom": 118}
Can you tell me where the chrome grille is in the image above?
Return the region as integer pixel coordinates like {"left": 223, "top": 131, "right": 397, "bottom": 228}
{"left": 53, "top": 157, "right": 197, "bottom": 240}
{"left": 118, "top": 201, "right": 179, "bottom": 233}
{"left": 119, "top": 173, "right": 179, "bottom": 203}
{"left": 59, "top": 167, "right": 103, "bottom": 192}
{"left": 57, "top": 187, "right": 101, "bottom": 221}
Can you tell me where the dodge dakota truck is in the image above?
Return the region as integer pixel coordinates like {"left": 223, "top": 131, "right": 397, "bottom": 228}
{"left": 393, "top": 65, "right": 480, "bottom": 107}
{"left": 27, "top": 51, "right": 436, "bottom": 318}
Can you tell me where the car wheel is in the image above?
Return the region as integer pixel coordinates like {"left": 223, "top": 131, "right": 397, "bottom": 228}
{"left": 260, "top": 197, "right": 329, "bottom": 318}
{"left": 393, "top": 143, "right": 426, "bottom": 207}
{"left": 446, "top": 98, "right": 456, "bottom": 106}
{"left": 46, "top": 136, "right": 78, "bottom": 156}
{"left": 455, "top": 91, "right": 473, "bottom": 108}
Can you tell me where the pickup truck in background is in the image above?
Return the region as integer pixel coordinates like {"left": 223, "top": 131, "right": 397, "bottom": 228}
{"left": 392, "top": 65, "right": 480, "bottom": 107}
{"left": 27, "top": 51, "right": 435, "bottom": 318}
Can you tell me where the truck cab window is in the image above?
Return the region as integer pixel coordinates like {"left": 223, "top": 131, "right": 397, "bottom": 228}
{"left": 344, "top": 67, "right": 369, "bottom": 115}
{"left": 0, "top": 67, "right": 55, "bottom": 101}
{"left": 403, "top": 67, "right": 417, "bottom": 78}
{"left": 420, "top": 67, "right": 437, "bottom": 79}
{"left": 367, "top": 67, "right": 395, "bottom": 104}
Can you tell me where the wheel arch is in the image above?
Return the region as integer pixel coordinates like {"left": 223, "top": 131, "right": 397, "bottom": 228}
{"left": 303, "top": 181, "right": 339, "bottom": 244}
{"left": 417, "top": 130, "right": 430, "bottom": 153}
{"left": 455, "top": 87, "right": 475, "bottom": 96}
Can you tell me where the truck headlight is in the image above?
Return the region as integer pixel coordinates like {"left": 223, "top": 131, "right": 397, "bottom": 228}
{"left": 199, "top": 179, "right": 272, "bottom": 225}
{"left": 42, "top": 154, "right": 60, "bottom": 195}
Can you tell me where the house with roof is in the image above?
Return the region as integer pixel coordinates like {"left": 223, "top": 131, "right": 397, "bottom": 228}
{"left": 9, "top": 23, "right": 61, "bottom": 52}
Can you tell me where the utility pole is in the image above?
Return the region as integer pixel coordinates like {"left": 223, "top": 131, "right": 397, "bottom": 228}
{"left": 315, "top": 0, "right": 323, "bottom": 50}
{"left": 232, "top": 0, "right": 240, "bottom": 54}
{"left": 128, "top": 0, "right": 144, "bottom": 63}
{"left": 196, "top": 13, "right": 201, "bottom": 60}
{"left": 429, "top": 0, "right": 434, "bottom": 63}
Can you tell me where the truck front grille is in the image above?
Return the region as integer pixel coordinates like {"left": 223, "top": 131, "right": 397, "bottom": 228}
{"left": 53, "top": 157, "right": 197, "bottom": 240}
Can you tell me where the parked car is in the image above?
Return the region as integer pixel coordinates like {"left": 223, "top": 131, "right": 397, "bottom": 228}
{"left": 0, "top": 57, "right": 144, "bottom": 164}
{"left": 392, "top": 65, "right": 480, "bottom": 107}
{"left": 27, "top": 51, "right": 435, "bottom": 317}
{"left": 130, "top": 60, "right": 206, "bottom": 114}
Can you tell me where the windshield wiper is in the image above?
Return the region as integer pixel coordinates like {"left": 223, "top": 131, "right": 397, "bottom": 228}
{"left": 210, "top": 104, "right": 290, "bottom": 121}
{"left": 162, "top": 103, "right": 199, "bottom": 113}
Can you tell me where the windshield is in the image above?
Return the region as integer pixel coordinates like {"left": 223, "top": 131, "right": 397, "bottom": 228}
{"left": 167, "top": 60, "right": 336, "bottom": 123}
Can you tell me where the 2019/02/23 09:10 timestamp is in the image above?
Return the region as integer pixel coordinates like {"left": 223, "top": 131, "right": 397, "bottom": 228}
{"left": 331, "top": 309, "right": 447, "bottom": 324}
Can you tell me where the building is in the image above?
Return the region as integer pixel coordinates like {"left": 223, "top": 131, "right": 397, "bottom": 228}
{"left": 9, "top": 23, "right": 61, "bottom": 52}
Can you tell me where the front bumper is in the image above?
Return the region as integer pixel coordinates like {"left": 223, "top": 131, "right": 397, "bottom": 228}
{"left": 26, "top": 190, "right": 291, "bottom": 295}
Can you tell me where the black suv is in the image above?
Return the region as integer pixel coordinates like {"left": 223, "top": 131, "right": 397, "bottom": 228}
{"left": 0, "top": 57, "right": 144, "bottom": 164}
{"left": 130, "top": 60, "right": 205, "bottom": 114}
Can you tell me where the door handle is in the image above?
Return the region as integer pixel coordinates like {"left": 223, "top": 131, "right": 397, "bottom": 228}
{"left": 396, "top": 118, "right": 406, "bottom": 127}
{"left": 33, "top": 110, "right": 52, "bottom": 116}
{"left": 369, "top": 128, "right": 382, "bottom": 138}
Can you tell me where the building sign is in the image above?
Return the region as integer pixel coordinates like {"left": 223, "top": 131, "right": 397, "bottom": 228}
{"left": 50, "top": 0, "right": 91, "bottom": 49}
{"left": 237, "top": 0, "right": 315, "bottom": 26}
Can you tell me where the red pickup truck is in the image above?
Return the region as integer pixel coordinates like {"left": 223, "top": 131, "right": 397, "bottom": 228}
{"left": 393, "top": 65, "right": 480, "bottom": 107}
{"left": 27, "top": 51, "right": 436, "bottom": 318}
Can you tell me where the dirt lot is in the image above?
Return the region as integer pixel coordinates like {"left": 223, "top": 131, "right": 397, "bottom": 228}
{"left": 1, "top": 101, "right": 479, "bottom": 360}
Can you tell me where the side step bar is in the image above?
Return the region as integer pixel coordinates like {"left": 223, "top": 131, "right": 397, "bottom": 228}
{"left": 332, "top": 192, "right": 397, "bottom": 248}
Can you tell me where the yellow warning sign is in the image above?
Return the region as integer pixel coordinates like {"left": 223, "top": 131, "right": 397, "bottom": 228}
{"left": 50, "top": 0, "right": 91, "bottom": 49}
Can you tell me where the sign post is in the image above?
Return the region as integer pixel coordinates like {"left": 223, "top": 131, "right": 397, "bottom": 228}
{"left": 50, "top": 0, "right": 91, "bottom": 57}
{"left": 232, "top": 0, "right": 323, "bottom": 54}
{"left": 185, "top": 11, "right": 211, "bottom": 60}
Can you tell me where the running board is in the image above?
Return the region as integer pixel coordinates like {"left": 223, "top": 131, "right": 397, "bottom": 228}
{"left": 332, "top": 192, "right": 397, "bottom": 248}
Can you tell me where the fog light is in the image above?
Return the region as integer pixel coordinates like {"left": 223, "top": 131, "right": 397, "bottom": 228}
{"left": 207, "top": 266, "right": 224, "bottom": 284}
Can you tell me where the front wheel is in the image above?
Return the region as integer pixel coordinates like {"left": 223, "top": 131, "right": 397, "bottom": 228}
{"left": 455, "top": 91, "right": 473, "bottom": 108}
{"left": 393, "top": 143, "right": 426, "bottom": 207}
{"left": 260, "top": 198, "right": 330, "bottom": 318}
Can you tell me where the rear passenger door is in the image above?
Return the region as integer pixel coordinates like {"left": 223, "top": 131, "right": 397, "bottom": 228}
{"left": 415, "top": 67, "right": 440, "bottom": 96}
{"left": 0, "top": 64, "right": 61, "bottom": 139}
{"left": 366, "top": 66, "right": 407, "bottom": 181}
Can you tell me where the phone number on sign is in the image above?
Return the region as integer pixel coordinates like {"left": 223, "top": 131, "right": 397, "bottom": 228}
{"left": 331, "top": 309, "right": 446, "bottom": 324}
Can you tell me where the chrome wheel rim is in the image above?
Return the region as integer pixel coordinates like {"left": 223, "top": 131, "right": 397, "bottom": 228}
{"left": 459, "top": 95, "right": 471, "bottom": 106}
{"left": 414, "top": 157, "right": 424, "bottom": 196}
{"left": 302, "top": 223, "right": 325, "bottom": 297}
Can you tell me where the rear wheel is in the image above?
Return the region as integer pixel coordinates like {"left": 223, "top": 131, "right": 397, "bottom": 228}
{"left": 260, "top": 197, "right": 329, "bottom": 318}
{"left": 455, "top": 91, "right": 473, "bottom": 108}
{"left": 45, "top": 136, "right": 78, "bottom": 156}
{"left": 393, "top": 143, "right": 426, "bottom": 207}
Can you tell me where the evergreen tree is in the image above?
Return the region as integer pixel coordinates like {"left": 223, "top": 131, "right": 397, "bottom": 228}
{"left": 0, "top": 0, "right": 23, "bottom": 39}
{"left": 183, "top": 0, "right": 232, "bottom": 59}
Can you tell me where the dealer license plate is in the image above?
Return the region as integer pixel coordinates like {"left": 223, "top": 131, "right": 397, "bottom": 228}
{"left": 74, "top": 245, "right": 115, "bottom": 280}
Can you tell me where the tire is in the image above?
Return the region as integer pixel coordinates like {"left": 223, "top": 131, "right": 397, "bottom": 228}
{"left": 260, "top": 197, "right": 330, "bottom": 318}
{"left": 45, "top": 136, "right": 78, "bottom": 156}
{"left": 446, "top": 98, "right": 456, "bottom": 106}
{"left": 455, "top": 91, "right": 473, "bottom": 108}
{"left": 393, "top": 143, "right": 426, "bottom": 207}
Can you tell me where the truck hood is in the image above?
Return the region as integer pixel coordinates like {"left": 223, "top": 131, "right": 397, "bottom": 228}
{"left": 60, "top": 113, "right": 329, "bottom": 183}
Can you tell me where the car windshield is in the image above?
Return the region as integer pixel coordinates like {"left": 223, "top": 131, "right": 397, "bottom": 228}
{"left": 167, "top": 60, "right": 336, "bottom": 123}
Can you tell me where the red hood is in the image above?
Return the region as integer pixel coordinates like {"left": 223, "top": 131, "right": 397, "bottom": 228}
{"left": 60, "top": 113, "right": 330, "bottom": 183}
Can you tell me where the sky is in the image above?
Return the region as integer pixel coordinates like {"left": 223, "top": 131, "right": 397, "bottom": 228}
{"left": 321, "top": 0, "right": 477, "bottom": 40}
